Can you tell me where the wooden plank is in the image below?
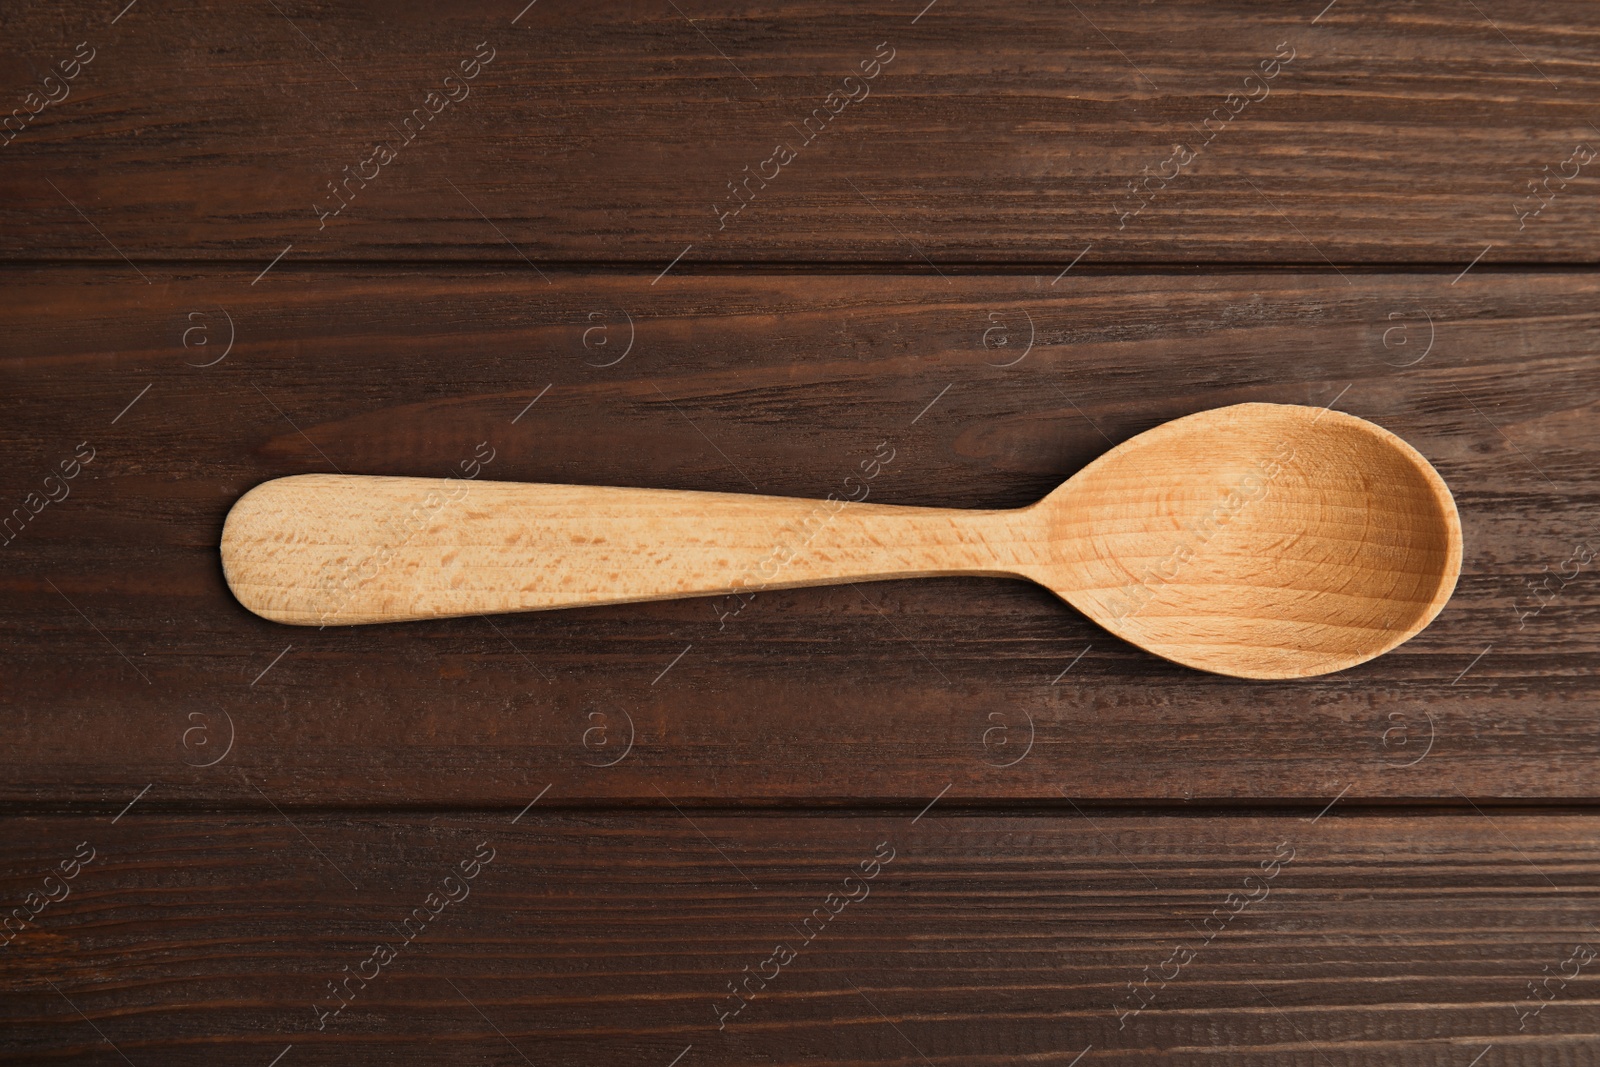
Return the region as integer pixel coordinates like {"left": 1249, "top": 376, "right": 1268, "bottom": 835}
{"left": 2, "top": 0, "right": 1599, "bottom": 263}
{"left": 2, "top": 268, "right": 1596, "bottom": 804}
{"left": 1, "top": 810, "right": 1594, "bottom": 1064}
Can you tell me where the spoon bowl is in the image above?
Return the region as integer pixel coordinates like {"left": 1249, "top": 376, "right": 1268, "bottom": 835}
{"left": 222, "top": 402, "right": 1461, "bottom": 679}
{"left": 1025, "top": 402, "right": 1461, "bottom": 678}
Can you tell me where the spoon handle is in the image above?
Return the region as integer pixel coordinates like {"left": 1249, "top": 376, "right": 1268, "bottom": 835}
{"left": 222, "top": 474, "right": 1039, "bottom": 626}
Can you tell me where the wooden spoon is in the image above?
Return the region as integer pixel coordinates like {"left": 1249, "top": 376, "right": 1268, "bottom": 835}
{"left": 221, "top": 402, "right": 1461, "bottom": 679}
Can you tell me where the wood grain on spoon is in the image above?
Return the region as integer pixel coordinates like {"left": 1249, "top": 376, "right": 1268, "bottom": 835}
{"left": 221, "top": 403, "right": 1462, "bottom": 679}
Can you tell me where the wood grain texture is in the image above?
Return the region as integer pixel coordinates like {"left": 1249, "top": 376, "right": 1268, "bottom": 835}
{"left": 1, "top": 268, "right": 1595, "bottom": 804}
{"left": 2, "top": 811, "right": 1596, "bottom": 1066}
{"left": 6, "top": 1, "right": 1600, "bottom": 1059}
{"left": 3, "top": 0, "right": 1600, "bottom": 263}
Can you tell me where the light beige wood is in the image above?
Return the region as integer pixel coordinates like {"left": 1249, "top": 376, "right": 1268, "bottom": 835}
{"left": 220, "top": 403, "right": 1461, "bottom": 679}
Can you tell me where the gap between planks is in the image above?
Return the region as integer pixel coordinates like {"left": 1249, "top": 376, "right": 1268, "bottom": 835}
{"left": 8, "top": 798, "right": 1600, "bottom": 819}
{"left": 5, "top": 258, "right": 1600, "bottom": 276}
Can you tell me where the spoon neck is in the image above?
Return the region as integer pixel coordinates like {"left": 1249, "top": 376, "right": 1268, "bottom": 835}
{"left": 806, "top": 500, "right": 1049, "bottom": 581}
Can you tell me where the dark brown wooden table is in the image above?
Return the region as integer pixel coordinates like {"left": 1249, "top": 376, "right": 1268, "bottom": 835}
{"left": 3, "top": 1, "right": 1598, "bottom": 1063}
